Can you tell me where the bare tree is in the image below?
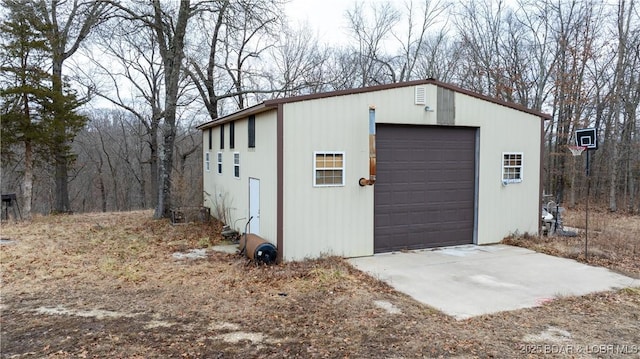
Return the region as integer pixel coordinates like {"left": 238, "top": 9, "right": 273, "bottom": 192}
{"left": 86, "top": 15, "right": 164, "bottom": 208}
{"left": 413, "top": 29, "right": 461, "bottom": 82}
{"left": 606, "top": 0, "right": 638, "bottom": 211}
{"left": 547, "top": 1, "right": 602, "bottom": 205}
{"left": 452, "top": 0, "right": 508, "bottom": 96}
{"left": 173, "top": 119, "right": 202, "bottom": 208}
{"left": 345, "top": 1, "right": 401, "bottom": 86}
{"left": 72, "top": 108, "right": 161, "bottom": 212}
{"left": 393, "top": 0, "right": 450, "bottom": 82}
{"left": 109, "top": 0, "right": 196, "bottom": 218}
{"left": 187, "top": 0, "right": 284, "bottom": 120}
{"left": 150, "top": 0, "right": 193, "bottom": 218}
{"left": 266, "top": 23, "right": 331, "bottom": 96}
{"left": 513, "top": 0, "right": 558, "bottom": 110}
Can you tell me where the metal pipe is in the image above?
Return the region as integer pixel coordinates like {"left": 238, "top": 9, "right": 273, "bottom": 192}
{"left": 239, "top": 216, "right": 253, "bottom": 255}
{"left": 359, "top": 106, "right": 377, "bottom": 186}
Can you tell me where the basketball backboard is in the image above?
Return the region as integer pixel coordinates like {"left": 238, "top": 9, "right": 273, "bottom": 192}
{"left": 575, "top": 128, "right": 598, "bottom": 150}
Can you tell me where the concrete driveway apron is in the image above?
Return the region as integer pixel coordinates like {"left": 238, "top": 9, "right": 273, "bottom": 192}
{"left": 348, "top": 244, "right": 639, "bottom": 319}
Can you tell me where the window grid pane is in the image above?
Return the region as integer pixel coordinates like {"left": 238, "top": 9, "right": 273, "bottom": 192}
{"left": 233, "top": 153, "right": 240, "bottom": 178}
{"left": 314, "top": 153, "right": 344, "bottom": 186}
{"left": 502, "top": 153, "right": 523, "bottom": 182}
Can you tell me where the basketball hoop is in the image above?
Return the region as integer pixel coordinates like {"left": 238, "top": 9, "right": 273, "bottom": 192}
{"left": 568, "top": 145, "right": 586, "bottom": 156}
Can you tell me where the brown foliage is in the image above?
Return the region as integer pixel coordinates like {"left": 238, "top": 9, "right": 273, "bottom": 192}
{"left": 1, "top": 210, "right": 639, "bottom": 357}
{"left": 503, "top": 209, "right": 639, "bottom": 278}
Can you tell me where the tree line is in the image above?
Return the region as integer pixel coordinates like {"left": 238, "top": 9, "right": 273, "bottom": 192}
{"left": 1, "top": 0, "right": 639, "bottom": 219}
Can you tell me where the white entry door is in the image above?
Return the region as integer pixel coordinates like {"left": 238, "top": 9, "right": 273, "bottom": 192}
{"left": 248, "top": 178, "right": 260, "bottom": 235}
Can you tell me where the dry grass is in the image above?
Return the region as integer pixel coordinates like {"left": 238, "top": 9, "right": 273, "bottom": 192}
{"left": 504, "top": 209, "right": 640, "bottom": 278}
{"left": 1, "top": 210, "right": 639, "bottom": 358}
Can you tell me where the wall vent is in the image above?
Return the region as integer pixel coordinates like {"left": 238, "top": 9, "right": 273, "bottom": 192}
{"left": 414, "top": 86, "right": 426, "bottom": 105}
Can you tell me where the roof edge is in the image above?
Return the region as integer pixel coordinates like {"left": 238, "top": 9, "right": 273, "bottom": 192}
{"left": 196, "top": 79, "right": 552, "bottom": 130}
{"left": 434, "top": 80, "right": 552, "bottom": 120}
{"left": 263, "top": 79, "right": 551, "bottom": 120}
{"left": 195, "top": 102, "right": 269, "bottom": 130}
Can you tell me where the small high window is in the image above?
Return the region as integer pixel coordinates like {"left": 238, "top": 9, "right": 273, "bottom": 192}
{"left": 217, "top": 152, "right": 223, "bottom": 174}
{"left": 233, "top": 153, "right": 240, "bottom": 178}
{"left": 205, "top": 152, "right": 210, "bottom": 172}
{"left": 220, "top": 124, "right": 225, "bottom": 149}
{"left": 229, "top": 122, "right": 235, "bottom": 149}
{"left": 502, "top": 152, "right": 523, "bottom": 183}
{"left": 314, "top": 152, "right": 345, "bottom": 187}
{"left": 248, "top": 115, "right": 256, "bottom": 148}
{"left": 208, "top": 128, "right": 212, "bottom": 150}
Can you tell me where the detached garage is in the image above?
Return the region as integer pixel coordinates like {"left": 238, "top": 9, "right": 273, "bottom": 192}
{"left": 197, "top": 79, "right": 549, "bottom": 262}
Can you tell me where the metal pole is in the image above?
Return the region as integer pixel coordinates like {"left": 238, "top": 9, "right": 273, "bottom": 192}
{"left": 585, "top": 150, "right": 590, "bottom": 260}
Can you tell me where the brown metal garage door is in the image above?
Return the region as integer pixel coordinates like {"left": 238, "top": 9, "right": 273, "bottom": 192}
{"left": 374, "top": 125, "right": 476, "bottom": 252}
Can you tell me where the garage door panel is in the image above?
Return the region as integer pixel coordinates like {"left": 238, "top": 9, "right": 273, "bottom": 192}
{"left": 374, "top": 125, "right": 476, "bottom": 253}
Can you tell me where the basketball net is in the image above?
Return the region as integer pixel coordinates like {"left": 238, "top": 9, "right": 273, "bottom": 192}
{"left": 568, "top": 145, "right": 586, "bottom": 156}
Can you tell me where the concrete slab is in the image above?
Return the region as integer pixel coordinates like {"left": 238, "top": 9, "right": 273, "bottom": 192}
{"left": 348, "top": 244, "right": 639, "bottom": 319}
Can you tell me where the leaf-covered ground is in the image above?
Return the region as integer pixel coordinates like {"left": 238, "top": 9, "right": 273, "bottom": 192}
{"left": 1, "top": 211, "right": 639, "bottom": 358}
{"left": 504, "top": 209, "right": 640, "bottom": 279}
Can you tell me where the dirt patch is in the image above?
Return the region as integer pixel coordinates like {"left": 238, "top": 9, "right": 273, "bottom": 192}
{"left": 373, "top": 300, "right": 402, "bottom": 314}
{"left": 33, "top": 305, "right": 138, "bottom": 320}
{"left": 213, "top": 331, "right": 267, "bottom": 344}
{"left": 172, "top": 248, "right": 208, "bottom": 260}
{"left": 523, "top": 326, "right": 572, "bottom": 343}
{"left": 1, "top": 210, "right": 639, "bottom": 357}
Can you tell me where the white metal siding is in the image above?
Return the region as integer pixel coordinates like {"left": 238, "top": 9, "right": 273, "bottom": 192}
{"left": 202, "top": 112, "right": 278, "bottom": 246}
{"left": 280, "top": 85, "right": 540, "bottom": 260}
{"left": 282, "top": 97, "right": 376, "bottom": 261}
{"left": 454, "top": 93, "right": 541, "bottom": 242}
{"left": 280, "top": 84, "right": 446, "bottom": 260}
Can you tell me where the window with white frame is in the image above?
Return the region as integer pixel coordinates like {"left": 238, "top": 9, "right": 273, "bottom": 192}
{"left": 233, "top": 152, "right": 240, "bottom": 178}
{"left": 314, "top": 152, "right": 345, "bottom": 186}
{"left": 205, "top": 152, "right": 210, "bottom": 172}
{"left": 502, "top": 152, "right": 523, "bottom": 183}
{"left": 217, "top": 152, "right": 223, "bottom": 174}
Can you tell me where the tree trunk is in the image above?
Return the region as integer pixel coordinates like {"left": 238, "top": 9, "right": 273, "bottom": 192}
{"left": 155, "top": 122, "right": 176, "bottom": 218}
{"left": 99, "top": 176, "right": 107, "bottom": 213}
{"left": 569, "top": 163, "right": 576, "bottom": 207}
{"left": 22, "top": 139, "right": 33, "bottom": 219}
{"left": 21, "top": 82, "right": 33, "bottom": 219}
{"left": 152, "top": 0, "right": 191, "bottom": 219}
{"left": 608, "top": 0, "right": 632, "bottom": 212}
{"left": 53, "top": 152, "right": 71, "bottom": 213}
{"left": 98, "top": 129, "right": 119, "bottom": 210}
{"left": 51, "top": 57, "right": 71, "bottom": 213}
{"left": 149, "top": 126, "right": 159, "bottom": 208}
{"left": 608, "top": 131, "right": 619, "bottom": 211}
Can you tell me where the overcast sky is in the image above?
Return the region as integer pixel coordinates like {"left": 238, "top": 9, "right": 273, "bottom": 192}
{"left": 285, "top": 0, "right": 355, "bottom": 44}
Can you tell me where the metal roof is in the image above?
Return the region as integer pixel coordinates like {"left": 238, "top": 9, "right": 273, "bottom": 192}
{"left": 196, "top": 78, "right": 551, "bottom": 130}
